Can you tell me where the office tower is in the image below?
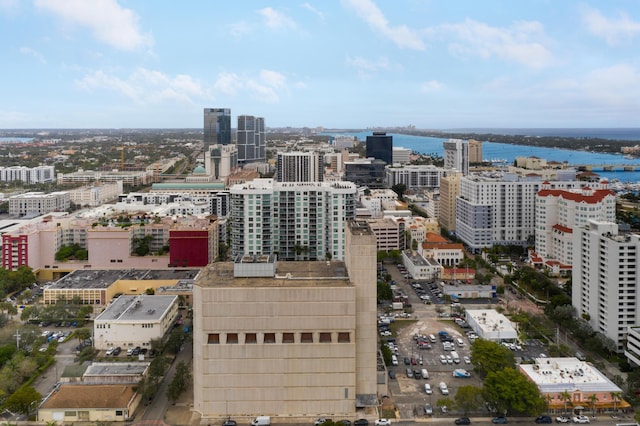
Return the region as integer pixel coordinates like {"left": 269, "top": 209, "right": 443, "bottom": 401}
{"left": 203, "top": 108, "right": 231, "bottom": 149}
{"left": 443, "top": 139, "right": 469, "bottom": 175}
{"left": 230, "top": 179, "right": 356, "bottom": 261}
{"left": 365, "top": 132, "right": 393, "bottom": 165}
{"left": 343, "top": 158, "right": 386, "bottom": 188}
{"left": 573, "top": 221, "right": 640, "bottom": 351}
{"left": 237, "top": 115, "right": 265, "bottom": 164}
{"left": 276, "top": 151, "right": 323, "bottom": 182}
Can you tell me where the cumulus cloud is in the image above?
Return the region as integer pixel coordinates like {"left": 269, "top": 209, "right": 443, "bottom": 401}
{"left": 19, "top": 46, "right": 46, "bottom": 64}
{"left": 439, "top": 19, "right": 553, "bottom": 69}
{"left": 258, "top": 7, "right": 297, "bottom": 30}
{"left": 77, "top": 68, "right": 298, "bottom": 105}
{"left": 34, "top": 0, "right": 153, "bottom": 51}
{"left": 76, "top": 68, "right": 204, "bottom": 104}
{"left": 581, "top": 6, "right": 640, "bottom": 45}
{"left": 342, "top": 0, "right": 425, "bottom": 50}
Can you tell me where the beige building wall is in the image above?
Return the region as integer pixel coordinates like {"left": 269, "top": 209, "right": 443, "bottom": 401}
{"left": 438, "top": 172, "right": 462, "bottom": 232}
{"left": 468, "top": 139, "right": 482, "bottom": 163}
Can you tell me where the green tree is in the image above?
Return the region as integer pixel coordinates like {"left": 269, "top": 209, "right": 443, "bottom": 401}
{"left": 391, "top": 183, "right": 407, "bottom": 200}
{"left": 454, "top": 385, "right": 484, "bottom": 415}
{"left": 483, "top": 368, "right": 545, "bottom": 416}
{"left": 166, "top": 361, "right": 191, "bottom": 402}
{"left": 587, "top": 394, "right": 599, "bottom": 418}
{"left": 470, "top": 339, "right": 515, "bottom": 378}
{"left": 611, "top": 391, "right": 622, "bottom": 414}
{"left": 74, "top": 327, "right": 92, "bottom": 345}
{"left": 4, "top": 385, "right": 41, "bottom": 416}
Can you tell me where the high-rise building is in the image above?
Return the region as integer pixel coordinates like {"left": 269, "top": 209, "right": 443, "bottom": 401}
{"left": 276, "top": 151, "right": 323, "bottom": 182}
{"left": 573, "top": 221, "right": 640, "bottom": 351}
{"left": 344, "top": 158, "right": 386, "bottom": 188}
{"left": 230, "top": 179, "right": 356, "bottom": 261}
{"left": 192, "top": 221, "right": 377, "bottom": 422}
{"left": 203, "top": 108, "right": 231, "bottom": 149}
{"left": 384, "top": 164, "right": 447, "bottom": 191}
{"left": 365, "top": 132, "right": 393, "bottom": 165}
{"left": 205, "top": 144, "right": 238, "bottom": 182}
{"left": 237, "top": 115, "right": 265, "bottom": 164}
{"left": 443, "top": 139, "right": 469, "bottom": 175}
{"left": 468, "top": 139, "right": 482, "bottom": 164}
{"left": 534, "top": 184, "right": 615, "bottom": 273}
{"left": 438, "top": 172, "right": 462, "bottom": 233}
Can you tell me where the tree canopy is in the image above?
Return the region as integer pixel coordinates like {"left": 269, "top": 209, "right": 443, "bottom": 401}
{"left": 483, "top": 368, "right": 546, "bottom": 416}
{"left": 470, "top": 339, "right": 515, "bottom": 378}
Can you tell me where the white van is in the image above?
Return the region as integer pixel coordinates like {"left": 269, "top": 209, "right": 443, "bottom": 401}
{"left": 420, "top": 368, "right": 429, "bottom": 379}
{"left": 251, "top": 416, "right": 271, "bottom": 426}
{"left": 428, "top": 334, "right": 436, "bottom": 343}
{"left": 439, "top": 382, "right": 449, "bottom": 395}
{"left": 456, "top": 338, "right": 464, "bottom": 347}
{"left": 391, "top": 355, "right": 398, "bottom": 366}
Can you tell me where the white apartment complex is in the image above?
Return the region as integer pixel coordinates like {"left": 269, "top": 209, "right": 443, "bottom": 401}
{"left": 534, "top": 185, "right": 616, "bottom": 272}
{"left": 230, "top": 179, "right": 357, "bottom": 261}
{"left": 9, "top": 191, "right": 70, "bottom": 216}
{"left": 572, "top": 221, "right": 640, "bottom": 351}
{"left": 68, "top": 181, "right": 124, "bottom": 207}
{"left": 384, "top": 164, "right": 447, "bottom": 191}
{"left": 456, "top": 173, "right": 604, "bottom": 253}
{"left": 0, "top": 165, "right": 55, "bottom": 184}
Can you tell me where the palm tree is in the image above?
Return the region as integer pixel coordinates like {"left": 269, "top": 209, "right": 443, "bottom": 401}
{"left": 587, "top": 394, "right": 599, "bottom": 418}
{"left": 610, "top": 391, "right": 622, "bottom": 415}
{"left": 559, "top": 390, "right": 572, "bottom": 415}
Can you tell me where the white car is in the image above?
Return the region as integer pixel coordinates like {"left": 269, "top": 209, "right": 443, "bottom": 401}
{"left": 446, "top": 355, "right": 453, "bottom": 364}
{"left": 375, "top": 419, "right": 391, "bottom": 426}
{"left": 572, "top": 416, "right": 590, "bottom": 424}
{"left": 556, "top": 415, "right": 570, "bottom": 423}
{"left": 463, "top": 356, "right": 471, "bottom": 364}
{"left": 439, "top": 355, "right": 447, "bottom": 364}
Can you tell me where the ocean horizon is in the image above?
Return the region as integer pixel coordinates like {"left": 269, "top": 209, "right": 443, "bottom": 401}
{"left": 441, "top": 128, "right": 640, "bottom": 141}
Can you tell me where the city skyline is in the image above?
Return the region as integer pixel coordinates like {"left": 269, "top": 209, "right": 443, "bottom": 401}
{"left": 1, "top": 1, "right": 639, "bottom": 129}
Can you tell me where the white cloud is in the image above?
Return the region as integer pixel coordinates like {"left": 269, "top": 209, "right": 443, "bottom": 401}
{"left": 0, "top": 0, "right": 19, "bottom": 14}
{"left": 301, "top": 3, "right": 325, "bottom": 21}
{"left": 439, "top": 19, "right": 552, "bottom": 69}
{"left": 581, "top": 6, "right": 640, "bottom": 45}
{"left": 76, "top": 68, "right": 204, "bottom": 104}
{"left": 342, "top": 0, "right": 425, "bottom": 50}
{"left": 420, "top": 80, "right": 443, "bottom": 93}
{"left": 77, "top": 68, "right": 297, "bottom": 105}
{"left": 34, "top": 0, "right": 153, "bottom": 51}
{"left": 19, "top": 46, "right": 46, "bottom": 64}
{"left": 345, "top": 55, "right": 391, "bottom": 78}
{"left": 258, "top": 7, "right": 297, "bottom": 30}
{"left": 582, "top": 64, "right": 640, "bottom": 105}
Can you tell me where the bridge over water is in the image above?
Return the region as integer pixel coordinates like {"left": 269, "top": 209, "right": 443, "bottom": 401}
{"left": 569, "top": 164, "right": 640, "bottom": 172}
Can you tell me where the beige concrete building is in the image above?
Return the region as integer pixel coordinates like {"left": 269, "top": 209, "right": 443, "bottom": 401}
{"left": 468, "top": 139, "right": 482, "bottom": 164}
{"left": 438, "top": 172, "right": 462, "bottom": 233}
{"left": 193, "top": 221, "right": 377, "bottom": 423}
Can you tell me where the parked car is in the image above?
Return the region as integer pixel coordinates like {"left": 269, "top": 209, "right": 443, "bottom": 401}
{"left": 572, "top": 416, "right": 590, "bottom": 424}
{"left": 354, "top": 420, "right": 369, "bottom": 426}
{"left": 112, "top": 346, "right": 121, "bottom": 356}
{"left": 374, "top": 419, "right": 391, "bottom": 426}
{"left": 223, "top": 420, "right": 237, "bottom": 426}
{"left": 315, "top": 418, "right": 331, "bottom": 426}
{"left": 535, "top": 416, "right": 553, "bottom": 424}
{"left": 388, "top": 370, "right": 396, "bottom": 379}
{"left": 455, "top": 417, "right": 471, "bottom": 425}
{"left": 424, "top": 403, "right": 433, "bottom": 415}
{"left": 492, "top": 417, "right": 507, "bottom": 424}
{"left": 556, "top": 415, "right": 570, "bottom": 423}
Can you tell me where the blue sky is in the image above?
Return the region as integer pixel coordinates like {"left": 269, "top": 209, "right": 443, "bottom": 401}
{"left": 1, "top": 0, "right": 640, "bottom": 129}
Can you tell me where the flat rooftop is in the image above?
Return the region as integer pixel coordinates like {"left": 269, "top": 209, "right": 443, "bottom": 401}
{"left": 195, "top": 260, "right": 351, "bottom": 288}
{"left": 519, "top": 357, "right": 622, "bottom": 393}
{"left": 95, "top": 295, "right": 177, "bottom": 322}
{"left": 49, "top": 268, "right": 200, "bottom": 289}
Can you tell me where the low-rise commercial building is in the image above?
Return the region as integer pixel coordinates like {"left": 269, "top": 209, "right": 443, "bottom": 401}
{"left": 465, "top": 309, "right": 517, "bottom": 342}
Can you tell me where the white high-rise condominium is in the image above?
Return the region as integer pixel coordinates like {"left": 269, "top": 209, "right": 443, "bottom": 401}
{"left": 573, "top": 221, "right": 640, "bottom": 351}
{"left": 230, "top": 179, "right": 356, "bottom": 260}
{"left": 443, "top": 139, "right": 469, "bottom": 175}
{"left": 276, "top": 151, "right": 323, "bottom": 182}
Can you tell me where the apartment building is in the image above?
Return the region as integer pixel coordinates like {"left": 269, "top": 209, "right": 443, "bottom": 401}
{"left": 365, "top": 217, "right": 405, "bottom": 251}
{"left": 455, "top": 173, "right": 603, "bottom": 253}
{"left": 438, "top": 172, "right": 462, "bottom": 233}
{"left": 443, "top": 139, "right": 469, "bottom": 175}
{"left": 384, "top": 164, "right": 446, "bottom": 191}
{"left": 276, "top": 151, "right": 323, "bottom": 182}
{"left": 0, "top": 165, "right": 55, "bottom": 184}
{"left": 534, "top": 184, "right": 615, "bottom": 274}
{"left": 68, "top": 181, "right": 123, "bottom": 207}
{"left": 229, "top": 179, "right": 356, "bottom": 261}
{"left": 9, "top": 191, "right": 70, "bottom": 216}
{"left": 572, "top": 220, "right": 640, "bottom": 351}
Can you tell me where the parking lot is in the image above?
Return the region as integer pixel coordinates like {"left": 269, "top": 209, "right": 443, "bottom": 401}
{"left": 379, "top": 262, "right": 548, "bottom": 420}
